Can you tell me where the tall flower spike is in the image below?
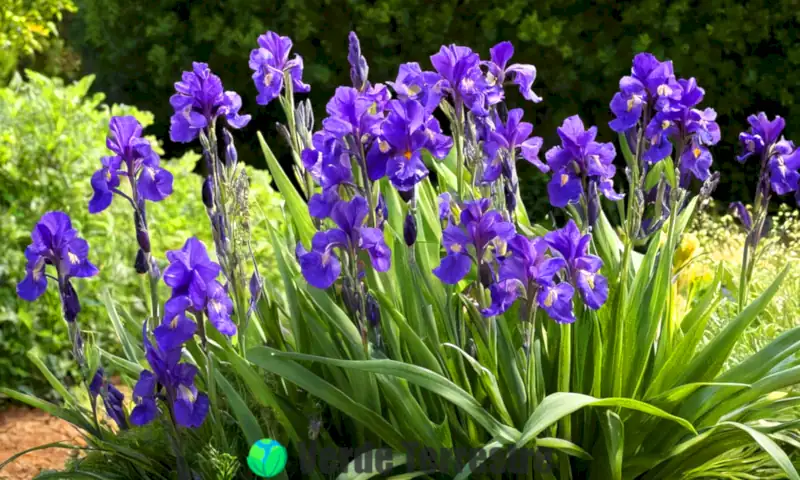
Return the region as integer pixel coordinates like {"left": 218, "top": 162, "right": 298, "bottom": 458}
{"left": 170, "top": 62, "right": 250, "bottom": 143}
{"left": 90, "top": 116, "right": 174, "bottom": 213}
{"left": 249, "top": 31, "right": 310, "bottom": 106}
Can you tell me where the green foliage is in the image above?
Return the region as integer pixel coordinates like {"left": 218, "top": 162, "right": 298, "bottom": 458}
{"left": 64, "top": 0, "right": 800, "bottom": 214}
{"left": 0, "top": 72, "right": 282, "bottom": 399}
{"left": 692, "top": 202, "right": 800, "bottom": 366}
{"left": 0, "top": 0, "right": 77, "bottom": 78}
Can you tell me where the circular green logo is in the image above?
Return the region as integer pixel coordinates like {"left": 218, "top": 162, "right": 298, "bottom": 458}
{"left": 247, "top": 438, "right": 287, "bottom": 478}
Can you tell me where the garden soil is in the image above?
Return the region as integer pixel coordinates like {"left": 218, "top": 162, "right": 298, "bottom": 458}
{"left": 0, "top": 406, "right": 84, "bottom": 479}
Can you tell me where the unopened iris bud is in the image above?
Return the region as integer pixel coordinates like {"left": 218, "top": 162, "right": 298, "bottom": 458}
{"left": 404, "top": 212, "right": 417, "bottom": 246}
{"left": 504, "top": 182, "right": 517, "bottom": 214}
{"left": 587, "top": 181, "right": 600, "bottom": 227}
{"left": 479, "top": 263, "right": 494, "bottom": 288}
{"left": 366, "top": 293, "right": 380, "bottom": 329}
{"left": 60, "top": 281, "right": 81, "bottom": 323}
{"left": 202, "top": 176, "right": 214, "bottom": 209}
{"left": 341, "top": 277, "right": 360, "bottom": 316}
{"left": 134, "top": 248, "right": 148, "bottom": 274}
{"left": 398, "top": 188, "right": 415, "bottom": 203}
{"left": 149, "top": 256, "right": 161, "bottom": 281}
{"left": 134, "top": 211, "right": 150, "bottom": 253}
{"left": 223, "top": 128, "right": 237, "bottom": 168}
{"left": 501, "top": 158, "right": 513, "bottom": 180}
{"left": 347, "top": 31, "right": 369, "bottom": 91}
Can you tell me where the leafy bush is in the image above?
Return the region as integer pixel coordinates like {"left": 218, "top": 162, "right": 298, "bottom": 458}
{"left": 3, "top": 33, "right": 800, "bottom": 480}
{"left": 0, "top": 72, "right": 282, "bottom": 399}
{"left": 0, "top": 0, "right": 76, "bottom": 78}
{"left": 63, "top": 0, "right": 800, "bottom": 214}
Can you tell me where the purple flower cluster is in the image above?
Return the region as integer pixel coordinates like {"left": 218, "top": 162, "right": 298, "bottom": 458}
{"left": 482, "top": 220, "right": 607, "bottom": 323}
{"left": 131, "top": 323, "right": 209, "bottom": 429}
{"left": 545, "top": 115, "right": 622, "bottom": 210}
{"left": 608, "top": 53, "right": 720, "bottom": 184}
{"left": 89, "top": 116, "right": 174, "bottom": 214}
{"left": 481, "top": 108, "right": 545, "bottom": 183}
{"left": 249, "top": 31, "right": 310, "bottom": 106}
{"left": 737, "top": 113, "right": 800, "bottom": 203}
{"left": 162, "top": 237, "right": 236, "bottom": 338}
{"left": 17, "top": 212, "right": 99, "bottom": 322}
{"left": 433, "top": 198, "right": 516, "bottom": 285}
{"left": 296, "top": 196, "right": 391, "bottom": 289}
{"left": 89, "top": 367, "right": 127, "bottom": 429}
{"left": 430, "top": 41, "right": 541, "bottom": 117}
{"left": 170, "top": 62, "right": 250, "bottom": 143}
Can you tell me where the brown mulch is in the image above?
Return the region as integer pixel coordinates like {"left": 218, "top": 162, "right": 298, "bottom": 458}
{"left": 0, "top": 406, "right": 85, "bottom": 480}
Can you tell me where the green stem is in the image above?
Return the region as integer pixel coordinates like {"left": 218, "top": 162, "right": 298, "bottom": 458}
{"left": 558, "top": 323, "right": 572, "bottom": 479}
{"left": 165, "top": 404, "right": 192, "bottom": 480}
{"left": 197, "top": 312, "right": 228, "bottom": 448}
{"left": 453, "top": 102, "right": 466, "bottom": 200}
{"left": 525, "top": 300, "right": 539, "bottom": 415}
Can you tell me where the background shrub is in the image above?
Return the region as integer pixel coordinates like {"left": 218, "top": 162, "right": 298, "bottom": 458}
{"left": 0, "top": 72, "right": 282, "bottom": 399}
{"left": 62, "top": 0, "right": 800, "bottom": 216}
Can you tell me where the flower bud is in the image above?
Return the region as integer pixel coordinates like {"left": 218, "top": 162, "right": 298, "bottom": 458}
{"left": 223, "top": 128, "right": 237, "bottom": 168}
{"left": 134, "top": 210, "right": 150, "bottom": 253}
{"left": 479, "top": 263, "right": 494, "bottom": 288}
{"left": 60, "top": 280, "right": 81, "bottom": 323}
{"left": 501, "top": 158, "right": 513, "bottom": 180}
{"left": 202, "top": 176, "right": 214, "bottom": 209}
{"left": 366, "top": 293, "right": 380, "bottom": 329}
{"left": 341, "top": 277, "right": 360, "bottom": 316}
{"left": 398, "top": 188, "right": 415, "bottom": 203}
{"left": 149, "top": 256, "right": 161, "bottom": 281}
{"left": 587, "top": 181, "right": 600, "bottom": 227}
{"left": 348, "top": 31, "right": 369, "bottom": 91}
{"left": 504, "top": 182, "right": 517, "bottom": 214}
{"left": 403, "top": 212, "right": 417, "bottom": 246}
{"left": 134, "top": 248, "right": 148, "bottom": 274}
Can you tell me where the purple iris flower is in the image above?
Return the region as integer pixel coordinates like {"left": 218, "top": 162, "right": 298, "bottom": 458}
{"left": 432, "top": 199, "right": 516, "bottom": 285}
{"left": 162, "top": 237, "right": 236, "bottom": 336}
{"left": 302, "top": 131, "right": 354, "bottom": 191}
{"left": 485, "top": 41, "right": 542, "bottom": 103}
{"left": 16, "top": 212, "right": 99, "bottom": 322}
{"left": 89, "top": 367, "right": 128, "bottom": 429}
{"left": 482, "top": 108, "right": 546, "bottom": 183}
{"left": 482, "top": 235, "right": 574, "bottom": 323}
{"left": 609, "top": 53, "right": 683, "bottom": 133}
{"left": 323, "top": 86, "right": 384, "bottom": 140}
{"left": 430, "top": 44, "right": 492, "bottom": 116}
{"left": 366, "top": 99, "right": 452, "bottom": 190}
{"left": 737, "top": 113, "right": 786, "bottom": 163}
{"left": 545, "top": 115, "right": 621, "bottom": 209}
{"left": 767, "top": 139, "right": 800, "bottom": 195}
{"left": 249, "top": 31, "right": 310, "bottom": 106}
{"left": 169, "top": 62, "right": 250, "bottom": 143}
{"left": 545, "top": 220, "right": 608, "bottom": 310}
{"left": 389, "top": 62, "right": 446, "bottom": 114}
{"left": 296, "top": 196, "right": 391, "bottom": 289}
{"left": 438, "top": 192, "right": 454, "bottom": 222}
{"left": 642, "top": 111, "right": 680, "bottom": 163}
{"left": 729, "top": 202, "right": 753, "bottom": 231}
{"left": 89, "top": 116, "right": 173, "bottom": 214}
{"left": 131, "top": 323, "right": 209, "bottom": 429}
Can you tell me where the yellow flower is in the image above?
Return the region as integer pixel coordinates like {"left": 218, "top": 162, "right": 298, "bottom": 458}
{"left": 674, "top": 233, "right": 700, "bottom": 269}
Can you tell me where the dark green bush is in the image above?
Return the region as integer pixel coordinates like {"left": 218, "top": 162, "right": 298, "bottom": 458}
{"left": 63, "top": 0, "right": 800, "bottom": 215}
{"left": 0, "top": 72, "right": 283, "bottom": 399}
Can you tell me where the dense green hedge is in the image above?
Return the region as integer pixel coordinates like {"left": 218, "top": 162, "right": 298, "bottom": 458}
{"left": 0, "top": 72, "right": 282, "bottom": 398}
{"left": 62, "top": 0, "right": 800, "bottom": 214}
